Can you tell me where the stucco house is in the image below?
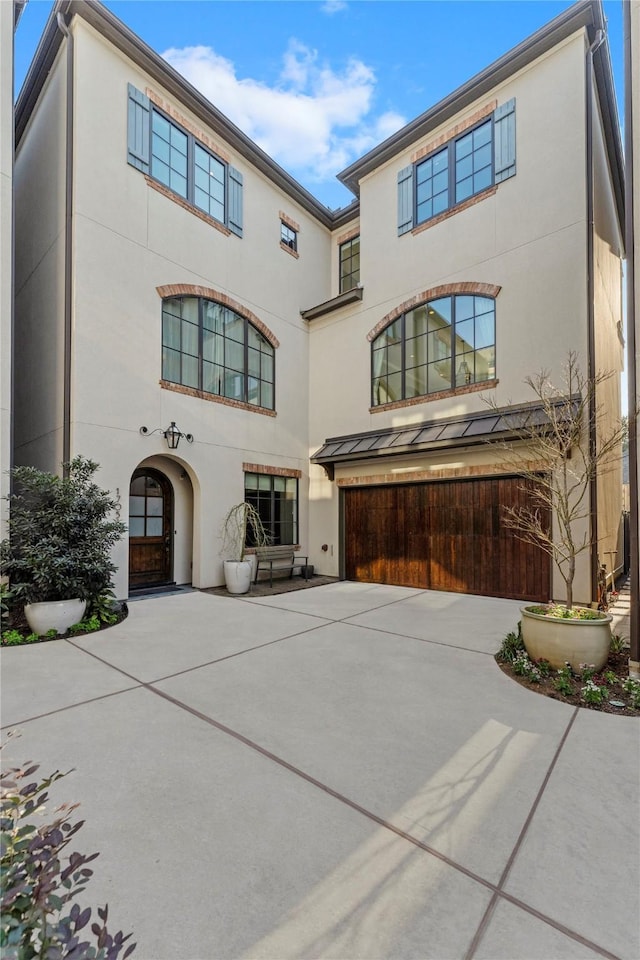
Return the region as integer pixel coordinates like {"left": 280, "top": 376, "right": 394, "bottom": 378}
{"left": 12, "top": 0, "right": 624, "bottom": 604}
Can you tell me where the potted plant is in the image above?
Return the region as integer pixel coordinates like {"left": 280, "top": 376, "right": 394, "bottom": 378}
{"left": 220, "top": 502, "right": 270, "bottom": 595}
{"left": 488, "top": 353, "right": 626, "bottom": 671}
{"left": 0, "top": 457, "right": 126, "bottom": 634}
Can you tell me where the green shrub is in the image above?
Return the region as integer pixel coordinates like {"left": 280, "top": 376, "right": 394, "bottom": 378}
{"left": 0, "top": 458, "right": 126, "bottom": 606}
{"left": 497, "top": 624, "right": 524, "bottom": 663}
{"left": 1, "top": 754, "right": 136, "bottom": 959}
{"left": 1, "top": 630, "right": 26, "bottom": 647}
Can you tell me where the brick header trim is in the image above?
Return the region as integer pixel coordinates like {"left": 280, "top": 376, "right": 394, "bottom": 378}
{"left": 243, "top": 462, "right": 302, "bottom": 478}
{"left": 336, "top": 459, "right": 549, "bottom": 488}
{"left": 156, "top": 285, "right": 280, "bottom": 348}
{"left": 160, "top": 380, "right": 277, "bottom": 416}
{"left": 411, "top": 100, "right": 497, "bottom": 164}
{"left": 146, "top": 88, "right": 232, "bottom": 163}
{"left": 367, "top": 282, "right": 501, "bottom": 342}
{"left": 279, "top": 211, "right": 301, "bottom": 232}
{"left": 336, "top": 226, "right": 360, "bottom": 245}
{"left": 370, "top": 378, "right": 498, "bottom": 414}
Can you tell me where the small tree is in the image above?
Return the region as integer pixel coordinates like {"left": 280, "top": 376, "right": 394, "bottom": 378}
{"left": 220, "top": 502, "right": 270, "bottom": 561}
{"left": 0, "top": 458, "right": 126, "bottom": 605}
{"left": 487, "top": 353, "right": 626, "bottom": 609}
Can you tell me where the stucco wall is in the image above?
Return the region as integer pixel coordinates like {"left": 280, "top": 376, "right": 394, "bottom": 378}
{"left": 592, "top": 68, "right": 624, "bottom": 587}
{"left": 66, "top": 19, "right": 331, "bottom": 595}
{"left": 13, "top": 43, "right": 68, "bottom": 471}
{"left": 0, "top": 0, "right": 13, "bottom": 536}
{"left": 309, "top": 31, "right": 593, "bottom": 585}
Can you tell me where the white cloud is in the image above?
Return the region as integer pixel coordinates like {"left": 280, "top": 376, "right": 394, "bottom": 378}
{"left": 161, "top": 40, "right": 406, "bottom": 195}
{"left": 321, "top": 0, "right": 348, "bottom": 14}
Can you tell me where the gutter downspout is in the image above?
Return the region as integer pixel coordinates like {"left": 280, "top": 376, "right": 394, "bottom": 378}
{"left": 623, "top": 1, "right": 640, "bottom": 676}
{"left": 585, "top": 27, "right": 605, "bottom": 604}
{"left": 57, "top": 11, "right": 73, "bottom": 474}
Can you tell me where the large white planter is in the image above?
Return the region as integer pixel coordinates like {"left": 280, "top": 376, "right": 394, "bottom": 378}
{"left": 521, "top": 606, "right": 612, "bottom": 671}
{"left": 223, "top": 560, "right": 253, "bottom": 595}
{"left": 24, "top": 599, "right": 87, "bottom": 636}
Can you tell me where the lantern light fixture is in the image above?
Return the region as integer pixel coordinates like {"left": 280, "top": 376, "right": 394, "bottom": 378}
{"left": 139, "top": 421, "right": 194, "bottom": 450}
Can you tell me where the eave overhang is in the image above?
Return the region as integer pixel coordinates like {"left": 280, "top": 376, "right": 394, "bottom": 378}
{"left": 336, "top": 1, "right": 624, "bottom": 238}
{"left": 311, "top": 399, "right": 580, "bottom": 471}
{"left": 301, "top": 286, "right": 363, "bottom": 321}
{"left": 14, "top": 0, "right": 361, "bottom": 229}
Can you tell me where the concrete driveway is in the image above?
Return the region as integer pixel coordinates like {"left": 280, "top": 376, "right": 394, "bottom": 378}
{"left": 1, "top": 583, "right": 638, "bottom": 960}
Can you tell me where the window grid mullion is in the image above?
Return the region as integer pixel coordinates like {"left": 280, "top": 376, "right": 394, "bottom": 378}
{"left": 198, "top": 298, "right": 204, "bottom": 391}
{"left": 451, "top": 297, "right": 457, "bottom": 387}
{"left": 243, "top": 320, "right": 249, "bottom": 403}
{"left": 401, "top": 313, "right": 406, "bottom": 400}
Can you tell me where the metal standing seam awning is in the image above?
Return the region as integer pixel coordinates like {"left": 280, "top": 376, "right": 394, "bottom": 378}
{"left": 310, "top": 399, "right": 580, "bottom": 479}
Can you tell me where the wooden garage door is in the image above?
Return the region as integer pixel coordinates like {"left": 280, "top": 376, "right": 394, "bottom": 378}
{"left": 344, "top": 476, "right": 550, "bottom": 601}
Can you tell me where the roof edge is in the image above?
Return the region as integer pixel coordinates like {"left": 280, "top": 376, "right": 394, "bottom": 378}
{"left": 337, "top": 0, "right": 622, "bottom": 226}
{"left": 15, "top": 0, "right": 359, "bottom": 228}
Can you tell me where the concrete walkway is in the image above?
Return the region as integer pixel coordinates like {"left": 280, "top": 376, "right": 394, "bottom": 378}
{"left": 1, "top": 583, "right": 638, "bottom": 960}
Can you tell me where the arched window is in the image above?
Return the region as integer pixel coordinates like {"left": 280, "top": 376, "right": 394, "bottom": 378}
{"left": 371, "top": 294, "right": 495, "bottom": 406}
{"left": 162, "top": 296, "right": 275, "bottom": 410}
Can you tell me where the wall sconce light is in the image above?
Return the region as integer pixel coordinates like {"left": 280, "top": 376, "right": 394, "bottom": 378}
{"left": 139, "top": 421, "right": 194, "bottom": 450}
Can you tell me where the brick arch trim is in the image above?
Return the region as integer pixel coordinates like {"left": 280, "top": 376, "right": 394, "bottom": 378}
{"left": 366, "top": 282, "right": 502, "bottom": 342}
{"left": 156, "top": 284, "right": 280, "bottom": 349}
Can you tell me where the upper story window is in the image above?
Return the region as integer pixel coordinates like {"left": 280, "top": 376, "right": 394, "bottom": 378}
{"left": 127, "top": 84, "right": 243, "bottom": 236}
{"left": 280, "top": 221, "right": 298, "bottom": 252}
{"left": 339, "top": 236, "right": 360, "bottom": 293}
{"left": 398, "top": 99, "right": 515, "bottom": 235}
{"left": 371, "top": 294, "right": 496, "bottom": 406}
{"left": 162, "top": 296, "right": 274, "bottom": 410}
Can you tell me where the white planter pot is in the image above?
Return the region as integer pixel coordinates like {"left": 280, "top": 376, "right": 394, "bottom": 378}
{"left": 520, "top": 606, "right": 612, "bottom": 671}
{"left": 223, "top": 560, "right": 253, "bottom": 595}
{"left": 24, "top": 599, "right": 87, "bottom": 636}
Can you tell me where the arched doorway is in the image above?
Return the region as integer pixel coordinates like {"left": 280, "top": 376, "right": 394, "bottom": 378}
{"left": 128, "top": 468, "right": 174, "bottom": 589}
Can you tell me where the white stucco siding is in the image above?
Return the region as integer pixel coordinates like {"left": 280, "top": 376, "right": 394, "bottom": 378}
{"left": 67, "top": 20, "right": 324, "bottom": 594}
{"left": 308, "top": 31, "right": 595, "bottom": 583}
{"left": 13, "top": 45, "right": 68, "bottom": 470}
{"left": 0, "top": 0, "right": 13, "bottom": 534}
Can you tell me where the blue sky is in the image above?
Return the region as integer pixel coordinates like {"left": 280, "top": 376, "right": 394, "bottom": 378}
{"left": 14, "top": 1, "right": 624, "bottom": 210}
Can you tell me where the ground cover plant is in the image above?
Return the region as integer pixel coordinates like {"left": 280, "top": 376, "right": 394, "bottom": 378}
{"left": 496, "top": 624, "right": 640, "bottom": 715}
{"left": 1, "top": 742, "right": 136, "bottom": 959}
{"left": 1, "top": 596, "right": 127, "bottom": 647}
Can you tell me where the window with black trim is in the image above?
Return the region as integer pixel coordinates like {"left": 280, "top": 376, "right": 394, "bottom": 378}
{"left": 162, "top": 296, "right": 274, "bottom": 409}
{"left": 127, "top": 84, "right": 243, "bottom": 236}
{"left": 371, "top": 294, "right": 496, "bottom": 406}
{"left": 244, "top": 472, "right": 298, "bottom": 545}
{"left": 339, "top": 236, "right": 360, "bottom": 293}
{"left": 416, "top": 118, "right": 492, "bottom": 226}
{"left": 280, "top": 222, "right": 297, "bottom": 252}
{"left": 397, "top": 99, "right": 515, "bottom": 236}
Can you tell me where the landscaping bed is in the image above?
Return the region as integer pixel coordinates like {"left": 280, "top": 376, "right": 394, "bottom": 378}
{"left": 496, "top": 627, "right": 640, "bottom": 716}
{"left": 1, "top": 602, "right": 128, "bottom": 647}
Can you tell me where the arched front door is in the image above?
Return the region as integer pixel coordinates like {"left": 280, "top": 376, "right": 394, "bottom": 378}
{"left": 128, "top": 468, "right": 173, "bottom": 589}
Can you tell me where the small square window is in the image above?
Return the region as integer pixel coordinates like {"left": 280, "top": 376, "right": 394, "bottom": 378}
{"left": 281, "top": 222, "right": 297, "bottom": 252}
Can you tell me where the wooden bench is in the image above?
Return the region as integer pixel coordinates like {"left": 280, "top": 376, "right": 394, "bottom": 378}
{"left": 254, "top": 545, "right": 309, "bottom": 588}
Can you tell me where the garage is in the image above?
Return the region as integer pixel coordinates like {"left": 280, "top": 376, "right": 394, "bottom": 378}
{"left": 343, "top": 475, "right": 550, "bottom": 601}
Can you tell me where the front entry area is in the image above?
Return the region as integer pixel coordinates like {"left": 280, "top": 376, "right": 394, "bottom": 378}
{"left": 128, "top": 468, "right": 173, "bottom": 589}
{"left": 344, "top": 475, "right": 550, "bottom": 601}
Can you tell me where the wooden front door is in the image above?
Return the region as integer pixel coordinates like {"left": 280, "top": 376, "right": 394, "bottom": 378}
{"left": 344, "top": 477, "right": 550, "bottom": 602}
{"left": 128, "top": 469, "right": 173, "bottom": 589}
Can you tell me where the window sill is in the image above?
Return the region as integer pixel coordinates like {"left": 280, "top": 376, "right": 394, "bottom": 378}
{"left": 410, "top": 185, "right": 498, "bottom": 236}
{"left": 370, "top": 378, "right": 498, "bottom": 413}
{"left": 301, "top": 286, "right": 363, "bottom": 321}
{"left": 280, "top": 241, "right": 300, "bottom": 259}
{"left": 160, "top": 380, "right": 276, "bottom": 417}
{"left": 145, "top": 177, "right": 233, "bottom": 237}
